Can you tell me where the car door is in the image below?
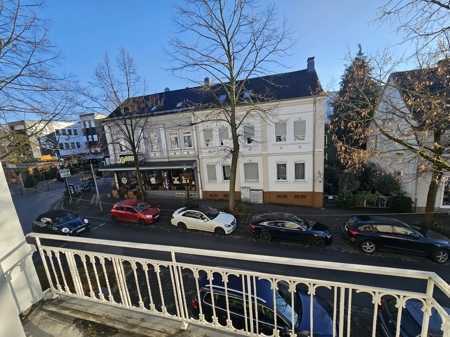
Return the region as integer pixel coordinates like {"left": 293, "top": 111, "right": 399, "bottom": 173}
{"left": 391, "top": 225, "right": 428, "bottom": 256}
{"left": 181, "top": 211, "right": 203, "bottom": 230}
{"left": 264, "top": 221, "right": 283, "bottom": 239}
{"left": 372, "top": 224, "right": 398, "bottom": 250}
{"left": 279, "top": 220, "right": 308, "bottom": 242}
{"left": 123, "top": 206, "right": 138, "bottom": 222}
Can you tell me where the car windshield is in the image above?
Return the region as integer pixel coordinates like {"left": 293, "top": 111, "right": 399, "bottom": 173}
{"left": 135, "top": 203, "right": 151, "bottom": 212}
{"left": 276, "top": 282, "right": 299, "bottom": 327}
{"left": 53, "top": 213, "right": 77, "bottom": 224}
{"left": 203, "top": 207, "right": 220, "bottom": 219}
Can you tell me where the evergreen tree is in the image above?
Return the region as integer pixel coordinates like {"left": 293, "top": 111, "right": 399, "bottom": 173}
{"left": 330, "top": 45, "right": 380, "bottom": 169}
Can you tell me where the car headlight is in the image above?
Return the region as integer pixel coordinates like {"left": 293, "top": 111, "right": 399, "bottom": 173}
{"left": 224, "top": 223, "right": 232, "bottom": 228}
{"left": 83, "top": 218, "right": 89, "bottom": 224}
{"left": 61, "top": 227, "right": 70, "bottom": 233}
{"left": 146, "top": 214, "right": 153, "bottom": 218}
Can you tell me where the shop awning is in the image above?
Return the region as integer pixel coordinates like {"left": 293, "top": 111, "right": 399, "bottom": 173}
{"left": 98, "top": 160, "right": 196, "bottom": 172}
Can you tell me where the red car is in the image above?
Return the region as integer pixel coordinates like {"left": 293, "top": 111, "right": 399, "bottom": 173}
{"left": 111, "top": 199, "right": 160, "bottom": 224}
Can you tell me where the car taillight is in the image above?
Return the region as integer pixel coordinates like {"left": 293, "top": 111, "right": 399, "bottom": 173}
{"left": 348, "top": 227, "right": 359, "bottom": 237}
{"left": 191, "top": 298, "right": 199, "bottom": 310}
{"left": 249, "top": 223, "right": 256, "bottom": 232}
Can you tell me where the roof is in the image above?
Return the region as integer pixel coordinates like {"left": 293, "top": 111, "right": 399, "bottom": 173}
{"left": 106, "top": 69, "right": 323, "bottom": 119}
{"left": 250, "top": 212, "right": 303, "bottom": 222}
{"left": 352, "top": 215, "right": 408, "bottom": 226}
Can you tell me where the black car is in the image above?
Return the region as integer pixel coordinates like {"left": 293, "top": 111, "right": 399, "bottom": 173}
{"left": 192, "top": 273, "right": 333, "bottom": 337}
{"left": 379, "top": 297, "right": 448, "bottom": 337}
{"left": 343, "top": 215, "right": 449, "bottom": 263}
{"left": 248, "top": 212, "right": 332, "bottom": 245}
{"left": 32, "top": 210, "right": 90, "bottom": 235}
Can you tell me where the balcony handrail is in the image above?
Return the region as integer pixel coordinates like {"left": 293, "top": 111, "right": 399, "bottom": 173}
{"left": 26, "top": 233, "right": 448, "bottom": 289}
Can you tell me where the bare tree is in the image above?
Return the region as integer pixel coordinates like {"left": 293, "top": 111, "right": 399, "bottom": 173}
{"left": 171, "top": 0, "right": 289, "bottom": 211}
{"left": 86, "top": 49, "right": 148, "bottom": 199}
{"left": 0, "top": 0, "right": 76, "bottom": 161}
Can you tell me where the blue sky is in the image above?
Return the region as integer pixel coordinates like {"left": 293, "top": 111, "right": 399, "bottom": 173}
{"left": 43, "top": 0, "right": 413, "bottom": 93}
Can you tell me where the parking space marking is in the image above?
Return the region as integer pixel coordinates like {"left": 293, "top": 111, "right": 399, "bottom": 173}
{"left": 90, "top": 222, "right": 106, "bottom": 231}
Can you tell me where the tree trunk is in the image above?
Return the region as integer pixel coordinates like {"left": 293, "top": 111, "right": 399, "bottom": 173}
{"left": 424, "top": 168, "right": 443, "bottom": 226}
{"left": 133, "top": 153, "right": 145, "bottom": 200}
{"left": 228, "top": 130, "right": 240, "bottom": 212}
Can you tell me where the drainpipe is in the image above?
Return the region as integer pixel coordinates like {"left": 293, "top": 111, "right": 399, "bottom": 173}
{"left": 312, "top": 95, "right": 317, "bottom": 207}
{"left": 193, "top": 121, "right": 203, "bottom": 199}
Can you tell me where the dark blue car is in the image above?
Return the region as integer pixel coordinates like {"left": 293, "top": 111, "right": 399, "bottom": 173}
{"left": 379, "top": 297, "right": 448, "bottom": 337}
{"left": 249, "top": 212, "right": 333, "bottom": 245}
{"left": 192, "top": 273, "right": 333, "bottom": 337}
{"left": 32, "top": 210, "right": 90, "bottom": 235}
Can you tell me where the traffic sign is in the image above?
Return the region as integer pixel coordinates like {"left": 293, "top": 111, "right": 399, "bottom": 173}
{"left": 59, "top": 168, "right": 71, "bottom": 178}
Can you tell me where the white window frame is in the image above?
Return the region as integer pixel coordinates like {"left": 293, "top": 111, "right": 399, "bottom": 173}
{"left": 183, "top": 131, "right": 193, "bottom": 148}
{"left": 243, "top": 162, "right": 259, "bottom": 183}
{"left": 293, "top": 119, "right": 306, "bottom": 141}
{"left": 276, "top": 162, "right": 288, "bottom": 182}
{"left": 218, "top": 126, "right": 229, "bottom": 146}
{"left": 274, "top": 121, "right": 287, "bottom": 143}
{"left": 222, "top": 164, "right": 231, "bottom": 181}
{"left": 149, "top": 131, "right": 160, "bottom": 152}
{"left": 294, "top": 162, "right": 306, "bottom": 181}
{"left": 169, "top": 131, "right": 180, "bottom": 149}
{"left": 203, "top": 128, "right": 213, "bottom": 147}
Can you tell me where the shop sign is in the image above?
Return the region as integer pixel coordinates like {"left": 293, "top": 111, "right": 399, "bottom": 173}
{"left": 120, "top": 155, "right": 134, "bottom": 164}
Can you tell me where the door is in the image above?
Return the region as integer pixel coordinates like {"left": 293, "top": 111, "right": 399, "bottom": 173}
{"left": 373, "top": 224, "right": 399, "bottom": 250}
{"left": 123, "top": 206, "right": 138, "bottom": 222}
{"left": 278, "top": 220, "right": 308, "bottom": 242}
{"left": 181, "top": 211, "right": 204, "bottom": 230}
{"left": 391, "top": 225, "right": 428, "bottom": 256}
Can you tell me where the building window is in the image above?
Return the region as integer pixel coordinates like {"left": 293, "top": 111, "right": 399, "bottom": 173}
{"left": 276, "top": 163, "right": 287, "bottom": 181}
{"left": 206, "top": 164, "right": 217, "bottom": 182}
{"left": 64, "top": 142, "right": 69, "bottom": 149}
{"left": 243, "top": 125, "right": 255, "bottom": 144}
{"left": 70, "top": 142, "right": 75, "bottom": 149}
{"left": 169, "top": 132, "right": 179, "bottom": 149}
{"left": 222, "top": 165, "right": 231, "bottom": 181}
{"left": 293, "top": 120, "right": 306, "bottom": 141}
{"left": 203, "top": 128, "right": 213, "bottom": 147}
{"left": 244, "top": 162, "right": 259, "bottom": 182}
{"left": 275, "top": 121, "right": 287, "bottom": 142}
{"left": 89, "top": 120, "right": 95, "bottom": 128}
{"left": 218, "top": 126, "right": 229, "bottom": 146}
{"left": 295, "top": 162, "right": 305, "bottom": 180}
{"left": 93, "top": 134, "right": 98, "bottom": 141}
{"left": 73, "top": 129, "right": 78, "bottom": 136}
{"left": 67, "top": 129, "right": 72, "bottom": 136}
{"left": 55, "top": 130, "right": 60, "bottom": 136}
{"left": 76, "top": 142, "right": 80, "bottom": 149}
{"left": 83, "top": 121, "right": 88, "bottom": 128}
{"left": 149, "top": 132, "right": 159, "bottom": 152}
{"left": 442, "top": 178, "right": 450, "bottom": 207}
{"left": 62, "top": 129, "right": 67, "bottom": 135}
{"left": 183, "top": 132, "right": 193, "bottom": 148}
{"left": 59, "top": 143, "right": 64, "bottom": 150}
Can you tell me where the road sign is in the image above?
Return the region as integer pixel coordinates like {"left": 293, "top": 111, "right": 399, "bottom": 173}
{"left": 59, "top": 168, "right": 71, "bottom": 178}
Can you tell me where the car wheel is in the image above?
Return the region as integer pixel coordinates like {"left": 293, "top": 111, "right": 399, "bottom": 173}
{"left": 214, "top": 227, "right": 226, "bottom": 235}
{"left": 177, "top": 222, "right": 187, "bottom": 230}
{"left": 360, "top": 240, "right": 376, "bottom": 254}
{"left": 432, "top": 250, "right": 449, "bottom": 264}
{"left": 259, "top": 231, "right": 271, "bottom": 241}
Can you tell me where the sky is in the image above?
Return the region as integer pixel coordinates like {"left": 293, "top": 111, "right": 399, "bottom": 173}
{"left": 42, "top": 0, "right": 414, "bottom": 94}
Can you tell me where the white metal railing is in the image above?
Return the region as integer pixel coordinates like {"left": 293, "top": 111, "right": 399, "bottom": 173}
{"left": 28, "top": 233, "right": 449, "bottom": 337}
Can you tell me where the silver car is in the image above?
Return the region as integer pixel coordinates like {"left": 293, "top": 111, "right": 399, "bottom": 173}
{"left": 171, "top": 207, "right": 237, "bottom": 235}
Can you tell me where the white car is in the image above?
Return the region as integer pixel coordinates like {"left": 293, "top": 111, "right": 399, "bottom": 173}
{"left": 171, "top": 207, "right": 237, "bottom": 235}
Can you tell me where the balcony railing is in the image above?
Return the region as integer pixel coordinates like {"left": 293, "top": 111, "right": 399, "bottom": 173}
{"left": 28, "top": 233, "right": 449, "bottom": 337}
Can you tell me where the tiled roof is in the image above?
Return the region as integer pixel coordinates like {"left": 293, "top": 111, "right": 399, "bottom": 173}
{"left": 106, "top": 69, "right": 323, "bottom": 119}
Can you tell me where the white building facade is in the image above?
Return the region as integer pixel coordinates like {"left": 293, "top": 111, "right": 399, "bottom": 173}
{"left": 102, "top": 60, "right": 326, "bottom": 207}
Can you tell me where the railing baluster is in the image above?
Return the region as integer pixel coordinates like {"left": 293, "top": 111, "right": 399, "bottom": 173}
{"left": 247, "top": 274, "right": 254, "bottom": 335}
{"left": 66, "top": 252, "right": 84, "bottom": 296}
{"left": 289, "top": 281, "right": 295, "bottom": 337}
{"left": 420, "top": 279, "right": 435, "bottom": 337}
{"left": 131, "top": 261, "right": 143, "bottom": 308}
{"left": 81, "top": 254, "right": 94, "bottom": 298}
{"left": 111, "top": 257, "right": 126, "bottom": 305}
{"left": 168, "top": 263, "right": 181, "bottom": 316}
{"left": 46, "top": 249, "right": 62, "bottom": 292}
{"left": 394, "top": 297, "right": 404, "bottom": 337}
{"left": 55, "top": 251, "right": 69, "bottom": 293}
{"left": 100, "top": 257, "right": 114, "bottom": 303}
{"left": 176, "top": 265, "right": 189, "bottom": 325}
{"left": 242, "top": 275, "right": 249, "bottom": 333}
{"left": 142, "top": 263, "right": 155, "bottom": 311}
{"left": 346, "top": 288, "right": 352, "bottom": 337}
{"left": 310, "top": 284, "right": 314, "bottom": 337}
{"left": 223, "top": 273, "right": 232, "bottom": 329}
{"left": 155, "top": 264, "right": 167, "bottom": 314}
{"left": 91, "top": 256, "right": 105, "bottom": 301}
{"left": 253, "top": 276, "right": 259, "bottom": 335}
{"left": 272, "top": 279, "right": 278, "bottom": 337}
{"left": 339, "top": 287, "right": 345, "bottom": 337}
{"left": 208, "top": 271, "right": 218, "bottom": 325}
{"left": 333, "top": 287, "right": 337, "bottom": 337}
{"left": 371, "top": 293, "right": 381, "bottom": 337}
{"left": 35, "top": 238, "right": 56, "bottom": 292}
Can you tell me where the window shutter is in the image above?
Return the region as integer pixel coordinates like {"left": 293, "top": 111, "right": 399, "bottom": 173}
{"left": 294, "top": 120, "right": 306, "bottom": 141}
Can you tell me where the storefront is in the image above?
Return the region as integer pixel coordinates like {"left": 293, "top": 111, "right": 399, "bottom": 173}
{"left": 99, "top": 160, "right": 198, "bottom": 197}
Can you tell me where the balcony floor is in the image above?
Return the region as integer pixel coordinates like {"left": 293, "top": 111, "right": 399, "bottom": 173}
{"left": 22, "top": 295, "right": 231, "bottom": 337}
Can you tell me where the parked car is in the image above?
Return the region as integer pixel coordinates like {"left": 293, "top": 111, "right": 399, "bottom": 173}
{"left": 171, "top": 206, "right": 236, "bottom": 234}
{"left": 192, "top": 273, "right": 333, "bottom": 337}
{"left": 110, "top": 199, "right": 160, "bottom": 224}
{"left": 248, "top": 212, "right": 332, "bottom": 245}
{"left": 343, "top": 215, "right": 450, "bottom": 263}
{"left": 32, "top": 210, "right": 89, "bottom": 235}
{"left": 379, "top": 297, "right": 448, "bottom": 337}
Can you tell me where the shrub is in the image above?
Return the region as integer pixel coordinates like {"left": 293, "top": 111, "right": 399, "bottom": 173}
{"left": 389, "top": 195, "right": 413, "bottom": 212}
{"left": 336, "top": 192, "right": 355, "bottom": 208}
{"left": 23, "top": 173, "right": 37, "bottom": 188}
{"left": 373, "top": 173, "right": 401, "bottom": 196}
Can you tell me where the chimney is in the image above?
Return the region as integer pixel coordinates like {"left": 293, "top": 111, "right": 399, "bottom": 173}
{"left": 204, "top": 77, "right": 211, "bottom": 86}
{"left": 307, "top": 57, "right": 315, "bottom": 72}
